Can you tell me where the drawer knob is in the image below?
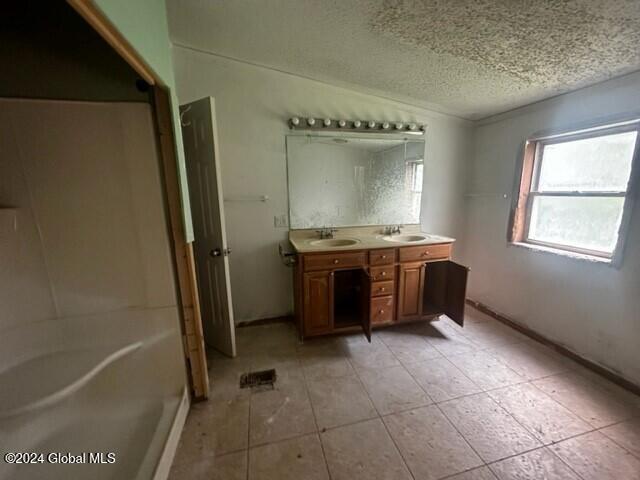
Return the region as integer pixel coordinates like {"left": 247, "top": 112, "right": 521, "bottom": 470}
{"left": 422, "top": 251, "right": 430, "bottom": 256}
{"left": 333, "top": 259, "right": 339, "bottom": 264}
{"left": 379, "top": 287, "right": 385, "bottom": 291}
{"left": 381, "top": 271, "right": 387, "bottom": 276}
{"left": 381, "top": 255, "right": 386, "bottom": 259}
{"left": 378, "top": 309, "right": 384, "bottom": 314}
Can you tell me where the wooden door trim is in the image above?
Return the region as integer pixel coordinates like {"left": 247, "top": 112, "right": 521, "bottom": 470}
{"left": 153, "top": 87, "right": 209, "bottom": 400}
{"left": 67, "top": 0, "right": 156, "bottom": 85}
{"left": 67, "top": 1, "right": 208, "bottom": 400}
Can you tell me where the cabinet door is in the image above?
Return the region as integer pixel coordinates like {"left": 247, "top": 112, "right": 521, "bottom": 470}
{"left": 359, "top": 269, "right": 372, "bottom": 342}
{"left": 303, "top": 271, "right": 333, "bottom": 335}
{"left": 397, "top": 262, "right": 425, "bottom": 322}
{"left": 444, "top": 261, "right": 469, "bottom": 327}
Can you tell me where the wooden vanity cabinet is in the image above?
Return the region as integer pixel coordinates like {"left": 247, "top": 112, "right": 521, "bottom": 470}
{"left": 295, "top": 251, "right": 371, "bottom": 341}
{"left": 293, "top": 243, "right": 468, "bottom": 341}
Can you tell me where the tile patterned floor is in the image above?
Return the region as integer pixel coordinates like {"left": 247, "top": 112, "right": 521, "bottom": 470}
{"left": 170, "top": 307, "right": 640, "bottom": 480}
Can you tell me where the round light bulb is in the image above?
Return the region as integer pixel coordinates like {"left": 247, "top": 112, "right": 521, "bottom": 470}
{"left": 323, "top": 118, "right": 331, "bottom": 127}
{"left": 307, "top": 117, "right": 316, "bottom": 126}
{"left": 408, "top": 123, "right": 417, "bottom": 131}
{"left": 382, "top": 122, "right": 390, "bottom": 129}
{"left": 367, "top": 121, "right": 376, "bottom": 128}
{"left": 353, "top": 120, "right": 362, "bottom": 128}
{"left": 395, "top": 122, "right": 404, "bottom": 130}
{"left": 290, "top": 117, "right": 300, "bottom": 126}
{"left": 338, "top": 120, "right": 346, "bottom": 127}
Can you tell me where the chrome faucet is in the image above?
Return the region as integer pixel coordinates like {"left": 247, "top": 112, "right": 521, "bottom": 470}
{"left": 384, "top": 225, "right": 402, "bottom": 235}
{"left": 316, "top": 227, "right": 338, "bottom": 239}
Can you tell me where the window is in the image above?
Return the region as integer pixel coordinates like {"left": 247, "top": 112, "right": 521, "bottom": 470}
{"left": 510, "top": 121, "right": 639, "bottom": 261}
{"left": 406, "top": 160, "right": 423, "bottom": 220}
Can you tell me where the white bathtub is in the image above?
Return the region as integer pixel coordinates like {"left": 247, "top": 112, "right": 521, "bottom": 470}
{"left": 0, "top": 308, "right": 188, "bottom": 480}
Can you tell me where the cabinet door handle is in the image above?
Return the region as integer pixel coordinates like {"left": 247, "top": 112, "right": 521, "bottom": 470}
{"left": 381, "top": 271, "right": 387, "bottom": 276}
{"left": 378, "top": 309, "right": 384, "bottom": 314}
{"left": 333, "top": 259, "right": 339, "bottom": 264}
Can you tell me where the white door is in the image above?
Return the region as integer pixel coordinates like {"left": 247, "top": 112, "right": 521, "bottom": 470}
{"left": 180, "top": 97, "right": 236, "bottom": 357}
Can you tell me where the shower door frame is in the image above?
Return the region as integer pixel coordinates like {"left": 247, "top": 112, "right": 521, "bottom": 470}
{"left": 67, "top": 0, "right": 210, "bottom": 402}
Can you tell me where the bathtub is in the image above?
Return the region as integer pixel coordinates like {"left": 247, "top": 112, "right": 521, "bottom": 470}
{"left": 0, "top": 307, "right": 188, "bottom": 480}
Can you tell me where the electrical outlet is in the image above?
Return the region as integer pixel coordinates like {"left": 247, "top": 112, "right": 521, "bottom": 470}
{"left": 274, "top": 214, "right": 289, "bottom": 228}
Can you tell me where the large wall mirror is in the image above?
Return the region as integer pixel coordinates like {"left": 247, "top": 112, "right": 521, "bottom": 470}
{"left": 286, "top": 135, "right": 425, "bottom": 229}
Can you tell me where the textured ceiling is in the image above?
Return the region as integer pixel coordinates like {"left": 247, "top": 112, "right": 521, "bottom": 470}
{"left": 167, "top": 0, "right": 640, "bottom": 119}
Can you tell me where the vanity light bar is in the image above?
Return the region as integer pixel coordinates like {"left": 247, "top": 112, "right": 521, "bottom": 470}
{"left": 288, "top": 117, "right": 426, "bottom": 135}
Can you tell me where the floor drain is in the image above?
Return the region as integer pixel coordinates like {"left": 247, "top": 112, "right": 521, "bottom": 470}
{"left": 239, "top": 369, "right": 277, "bottom": 389}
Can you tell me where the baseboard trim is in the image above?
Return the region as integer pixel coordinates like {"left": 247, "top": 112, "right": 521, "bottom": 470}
{"left": 466, "top": 299, "right": 640, "bottom": 397}
{"left": 236, "top": 315, "right": 294, "bottom": 328}
{"left": 153, "top": 387, "right": 190, "bottom": 480}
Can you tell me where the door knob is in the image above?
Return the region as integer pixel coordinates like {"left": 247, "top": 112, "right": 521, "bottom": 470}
{"left": 210, "top": 248, "right": 222, "bottom": 257}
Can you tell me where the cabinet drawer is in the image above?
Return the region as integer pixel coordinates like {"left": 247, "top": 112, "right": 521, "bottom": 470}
{"left": 369, "top": 248, "right": 396, "bottom": 266}
{"left": 399, "top": 244, "right": 451, "bottom": 263}
{"left": 371, "top": 296, "right": 394, "bottom": 324}
{"left": 371, "top": 280, "right": 394, "bottom": 297}
{"left": 370, "top": 265, "right": 395, "bottom": 281}
{"left": 303, "top": 251, "right": 367, "bottom": 271}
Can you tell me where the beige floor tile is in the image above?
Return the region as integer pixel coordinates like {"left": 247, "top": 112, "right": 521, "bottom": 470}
{"left": 299, "top": 347, "right": 355, "bottom": 380}
{"left": 533, "top": 372, "right": 640, "bottom": 428}
{"left": 358, "top": 365, "right": 432, "bottom": 415}
{"left": 307, "top": 375, "right": 377, "bottom": 430}
{"left": 383, "top": 405, "right": 483, "bottom": 480}
{"left": 447, "top": 466, "right": 498, "bottom": 479}
{"left": 387, "top": 341, "right": 442, "bottom": 365}
{"left": 235, "top": 323, "right": 299, "bottom": 353}
{"left": 448, "top": 351, "right": 525, "bottom": 391}
{"left": 247, "top": 349, "right": 301, "bottom": 375}
{"left": 321, "top": 418, "right": 413, "bottom": 480}
{"left": 406, "top": 357, "right": 481, "bottom": 402}
{"left": 488, "top": 342, "right": 572, "bottom": 380}
{"left": 346, "top": 343, "right": 401, "bottom": 371}
{"left": 336, "top": 332, "right": 385, "bottom": 348}
{"left": 377, "top": 327, "right": 436, "bottom": 347}
{"left": 550, "top": 431, "right": 640, "bottom": 480}
{"left": 600, "top": 417, "right": 640, "bottom": 458}
{"left": 207, "top": 350, "right": 253, "bottom": 400}
{"left": 169, "top": 451, "right": 247, "bottom": 480}
{"left": 489, "top": 448, "right": 581, "bottom": 480}
{"left": 423, "top": 324, "right": 480, "bottom": 357}
{"left": 440, "top": 393, "right": 541, "bottom": 463}
{"left": 457, "top": 322, "right": 525, "bottom": 348}
{"left": 248, "top": 434, "right": 329, "bottom": 480}
{"left": 575, "top": 368, "right": 640, "bottom": 408}
{"left": 173, "top": 393, "right": 250, "bottom": 465}
{"left": 488, "top": 383, "right": 592, "bottom": 444}
{"left": 249, "top": 372, "right": 316, "bottom": 446}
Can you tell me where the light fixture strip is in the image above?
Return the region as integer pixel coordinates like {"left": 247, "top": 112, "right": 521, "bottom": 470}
{"left": 288, "top": 117, "right": 426, "bottom": 135}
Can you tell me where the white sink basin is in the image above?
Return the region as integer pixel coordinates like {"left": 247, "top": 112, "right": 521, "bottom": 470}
{"left": 309, "top": 238, "right": 359, "bottom": 247}
{"left": 382, "top": 234, "right": 428, "bottom": 243}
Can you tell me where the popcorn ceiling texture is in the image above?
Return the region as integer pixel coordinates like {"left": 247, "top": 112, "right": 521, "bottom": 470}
{"left": 167, "top": 0, "right": 640, "bottom": 119}
{"left": 372, "top": 0, "right": 640, "bottom": 87}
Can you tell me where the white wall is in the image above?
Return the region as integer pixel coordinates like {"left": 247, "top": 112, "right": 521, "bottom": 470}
{"left": 172, "top": 47, "right": 473, "bottom": 323}
{"left": 463, "top": 72, "right": 640, "bottom": 384}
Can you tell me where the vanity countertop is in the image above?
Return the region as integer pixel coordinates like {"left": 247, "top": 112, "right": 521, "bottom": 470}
{"left": 289, "top": 225, "right": 455, "bottom": 253}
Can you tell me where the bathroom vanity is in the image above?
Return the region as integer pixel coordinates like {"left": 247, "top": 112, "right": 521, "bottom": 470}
{"left": 285, "top": 128, "right": 467, "bottom": 341}
{"left": 289, "top": 227, "right": 469, "bottom": 341}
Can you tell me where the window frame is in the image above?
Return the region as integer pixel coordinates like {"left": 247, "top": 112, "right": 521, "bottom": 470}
{"left": 510, "top": 120, "right": 640, "bottom": 264}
